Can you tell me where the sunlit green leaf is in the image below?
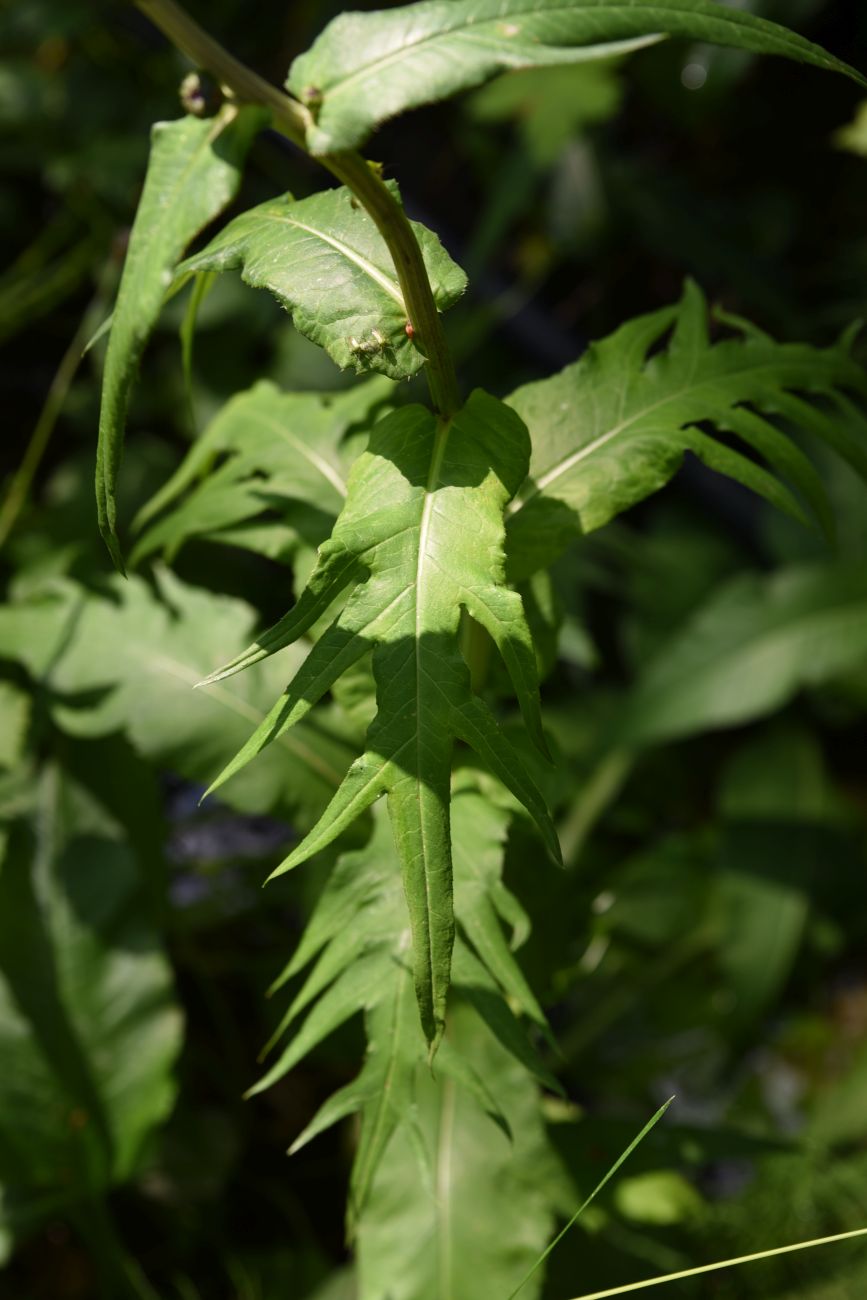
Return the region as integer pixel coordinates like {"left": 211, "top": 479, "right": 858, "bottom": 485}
{"left": 288, "top": 0, "right": 864, "bottom": 154}
{"left": 179, "top": 182, "right": 466, "bottom": 381}
{"left": 257, "top": 792, "right": 549, "bottom": 1218}
{"left": 505, "top": 281, "right": 867, "bottom": 578}
{"left": 355, "top": 999, "right": 562, "bottom": 1300}
{"left": 132, "top": 377, "right": 393, "bottom": 564}
{"left": 96, "top": 107, "right": 264, "bottom": 570}
{"left": 199, "top": 391, "right": 559, "bottom": 1047}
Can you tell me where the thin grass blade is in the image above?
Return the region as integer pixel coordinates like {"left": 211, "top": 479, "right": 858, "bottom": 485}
{"left": 568, "top": 1225, "right": 867, "bottom": 1300}
{"left": 507, "top": 1097, "right": 675, "bottom": 1300}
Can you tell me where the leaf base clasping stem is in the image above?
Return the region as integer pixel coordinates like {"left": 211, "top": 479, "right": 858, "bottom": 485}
{"left": 132, "top": 0, "right": 461, "bottom": 417}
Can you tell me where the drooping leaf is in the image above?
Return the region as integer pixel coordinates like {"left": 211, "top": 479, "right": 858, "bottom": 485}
{"left": 132, "top": 377, "right": 393, "bottom": 564}
{"left": 96, "top": 107, "right": 265, "bottom": 571}
{"left": 505, "top": 281, "right": 867, "bottom": 578}
{"left": 0, "top": 766, "right": 182, "bottom": 1217}
{"left": 288, "top": 0, "right": 864, "bottom": 154}
{"left": 0, "top": 572, "right": 355, "bottom": 828}
{"left": 615, "top": 563, "right": 867, "bottom": 746}
{"left": 355, "top": 999, "right": 562, "bottom": 1300}
{"left": 199, "top": 390, "right": 560, "bottom": 1048}
{"left": 256, "top": 807, "right": 426, "bottom": 1220}
{"left": 258, "top": 792, "right": 551, "bottom": 1220}
{"left": 179, "top": 182, "right": 467, "bottom": 382}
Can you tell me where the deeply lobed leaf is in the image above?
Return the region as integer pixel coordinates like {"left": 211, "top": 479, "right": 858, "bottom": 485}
{"left": 0, "top": 767, "right": 181, "bottom": 1204}
{"left": 355, "top": 999, "right": 562, "bottom": 1300}
{"left": 505, "top": 281, "right": 867, "bottom": 579}
{"left": 199, "top": 390, "right": 561, "bottom": 1048}
{"left": 257, "top": 793, "right": 555, "bottom": 1223}
{"left": 0, "top": 572, "right": 355, "bottom": 829}
{"left": 288, "top": 0, "right": 865, "bottom": 154}
{"left": 132, "top": 377, "right": 393, "bottom": 565}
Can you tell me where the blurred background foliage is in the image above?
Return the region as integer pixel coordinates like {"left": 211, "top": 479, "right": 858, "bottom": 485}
{"left": 2, "top": 0, "right": 867, "bottom": 1296}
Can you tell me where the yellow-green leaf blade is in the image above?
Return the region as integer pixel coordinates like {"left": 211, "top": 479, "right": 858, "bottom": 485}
{"left": 206, "top": 391, "right": 558, "bottom": 1047}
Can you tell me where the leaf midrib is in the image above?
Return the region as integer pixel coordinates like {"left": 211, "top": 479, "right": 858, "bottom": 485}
{"left": 259, "top": 211, "right": 405, "bottom": 308}
{"left": 149, "top": 649, "right": 345, "bottom": 786}
{"left": 256, "top": 411, "right": 348, "bottom": 498}
{"left": 508, "top": 359, "right": 832, "bottom": 514}
{"left": 413, "top": 418, "right": 453, "bottom": 1011}
{"left": 125, "top": 107, "right": 237, "bottom": 297}
{"left": 317, "top": 1, "right": 834, "bottom": 100}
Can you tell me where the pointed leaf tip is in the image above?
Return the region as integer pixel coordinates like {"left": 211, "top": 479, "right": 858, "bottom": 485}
{"left": 100, "top": 526, "right": 127, "bottom": 578}
{"left": 506, "top": 280, "right": 867, "bottom": 580}
{"left": 95, "top": 109, "right": 262, "bottom": 572}
{"left": 289, "top": 0, "right": 865, "bottom": 154}
{"left": 209, "top": 392, "right": 555, "bottom": 1042}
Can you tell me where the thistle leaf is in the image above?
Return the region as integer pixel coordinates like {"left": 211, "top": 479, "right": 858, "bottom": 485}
{"left": 288, "top": 0, "right": 865, "bottom": 155}
{"left": 131, "top": 377, "right": 393, "bottom": 564}
{"left": 263, "top": 794, "right": 550, "bottom": 1221}
{"left": 96, "top": 107, "right": 264, "bottom": 571}
{"left": 203, "top": 391, "right": 559, "bottom": 1047}
{"left": 0, "top": 768, "right": 181, "bottom": 1203}
{"left": 452, "top": 788, "right": 548, "bottom": 1032}
{"left": 179, "top": 182, "right": 466, "bottom": 381}
{"left": 0, "top": 572, "right": 354, "bottom": 828}
{"left": 355, "top": 999, "right": 562, "bottom": 1300}
{"left": 505, "top": 281, "right": 867, "bottom": 579}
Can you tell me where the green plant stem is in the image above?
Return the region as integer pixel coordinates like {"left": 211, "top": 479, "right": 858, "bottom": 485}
{"left": 132, "top": 0, "right": 461, "bottom": 417}
{"left": 134, "top": 0, "right": 309, "bottom": 145}
{"left": 558, "top": 748, "right": 634, "bottom": 866}
{"left": 0, "top": 302, "right": 95, "bottom": 549}
{"left": 325, "top": 150, "right": 460, "bottom": 414}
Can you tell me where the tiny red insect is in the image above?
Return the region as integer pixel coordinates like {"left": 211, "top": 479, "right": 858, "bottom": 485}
{"left": 405, "top": 321, "right": 415, "bottom": 339}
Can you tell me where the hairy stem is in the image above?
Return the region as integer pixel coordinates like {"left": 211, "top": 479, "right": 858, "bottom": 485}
{"left": 132, "top": 0, "right": 461, "bottom": 416}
